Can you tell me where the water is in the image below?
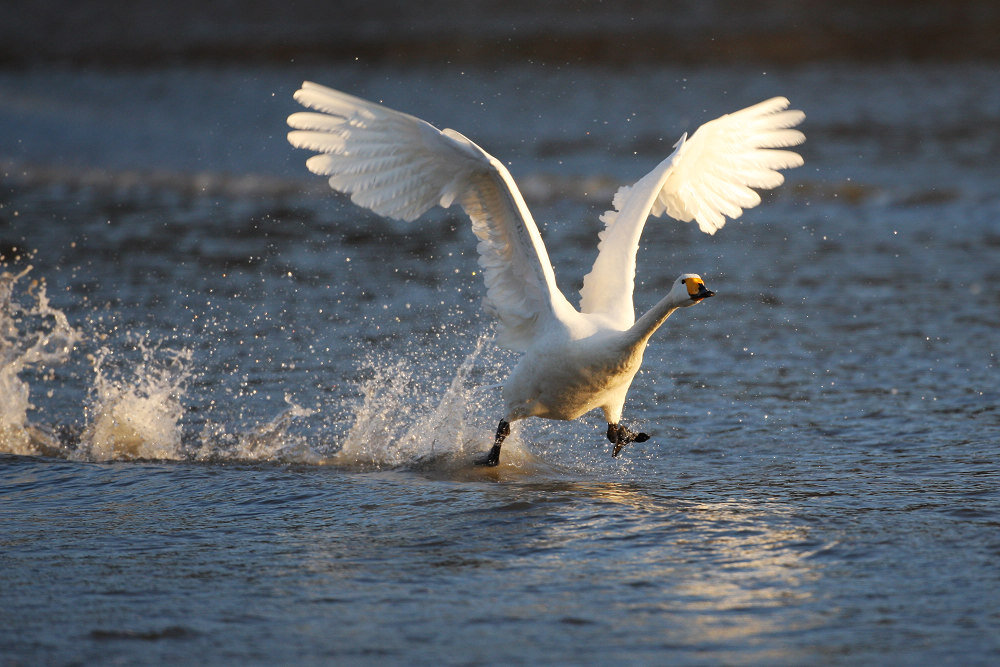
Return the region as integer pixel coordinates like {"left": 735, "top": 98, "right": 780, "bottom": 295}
{"left": 1, "top": 61, "right": 999, "bottom": 665}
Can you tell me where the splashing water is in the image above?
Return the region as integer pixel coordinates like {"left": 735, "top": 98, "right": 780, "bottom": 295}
{"left": 0, "top": 262, "right": 528, "bottom": 467}
{"left": 77, "top": 340, "right": 192, "bottom": 461}
{"left": 0, "top": 261, "right": 325, "bottom": 463}
{"left": 0, "top": 266, "right": 83, "bottom": 456}
{"left": 332, "top": 334, "right": 529, "bottom": 470}
{"left": 197, "top": 395, "right": 318, "bottom": 463}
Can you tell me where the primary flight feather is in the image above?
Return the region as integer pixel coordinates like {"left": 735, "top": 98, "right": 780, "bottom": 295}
{"left": 287, "top": 82, "right": 805, "bottom": 465}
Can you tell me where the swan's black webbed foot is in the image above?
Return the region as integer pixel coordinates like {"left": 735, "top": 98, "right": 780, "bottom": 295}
{"left": 608, "top": 423, "right": 650, "bottom": 458}
{"left": 476, "top": 419, "right": 510, "bottom": 467}
{"left": 475, "top": 445, "right": 501, "bottom": 467}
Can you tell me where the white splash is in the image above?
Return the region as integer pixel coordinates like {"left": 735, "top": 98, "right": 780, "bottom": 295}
{"left": 78, "top": 341, "right": 192, "bottom": 461}
{"left": 0, "top": 262, "right": 320, "bottom": 463}
{"left": 0, "top": 266, "right": 82, "bottom": 456}
{"left": 331, "top": 334, "right": 528, "bottom": 469}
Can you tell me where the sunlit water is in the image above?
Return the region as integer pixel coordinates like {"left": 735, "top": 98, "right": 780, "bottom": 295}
{"left": 1, "top": 62, "right": 998, "bottom": 665}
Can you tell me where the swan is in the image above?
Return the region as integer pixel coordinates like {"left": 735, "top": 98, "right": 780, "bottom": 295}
{"left": 287, "top": 82, "right": 805, "bottom": 465}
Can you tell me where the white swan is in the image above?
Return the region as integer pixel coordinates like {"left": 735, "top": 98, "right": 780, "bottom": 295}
{"left": 287, "top": 82, "right": 805, "bottom": 465}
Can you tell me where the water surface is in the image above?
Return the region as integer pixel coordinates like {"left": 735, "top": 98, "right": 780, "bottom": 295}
{"left": 1, "top": 62, "right": 998, "bottom": 664}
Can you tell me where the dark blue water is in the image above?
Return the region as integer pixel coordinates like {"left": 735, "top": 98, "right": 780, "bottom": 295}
{"left": 2, "top": 62, "right": 999, "bottom": 665}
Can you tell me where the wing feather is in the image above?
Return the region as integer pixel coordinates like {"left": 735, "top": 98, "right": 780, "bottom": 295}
{"left": 579, "top": 97, "right": 805, "bottom": 324}
{"left": 287, "top": 82, "right": 571, "bottom": 350}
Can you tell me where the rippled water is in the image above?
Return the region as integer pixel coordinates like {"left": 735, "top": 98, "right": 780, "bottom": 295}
{"left": 1, "top": 62, "right": 999, "bottom": 664}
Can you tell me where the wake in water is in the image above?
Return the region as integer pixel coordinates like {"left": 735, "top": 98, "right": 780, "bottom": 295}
{"left": 0, "top": 262, "right": 533, "bottom": 469}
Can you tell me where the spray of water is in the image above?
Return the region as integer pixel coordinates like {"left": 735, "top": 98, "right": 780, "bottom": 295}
{"left": 196, "top": 394, "right": 318, "bottom": 463}
{"left": 0, "top": 266, "right": 83, "bottom": 456}
{"left": 76, "top": 341, "right": 192, "bottom": 461}
{"left": 330, "top": 334, "right": 533, "bottom": 470}
{"left": 0, "top": 263, "right": 544, "bottom": 469}
{"left": 0, "top": 263, "right": 301, "bottom": 462}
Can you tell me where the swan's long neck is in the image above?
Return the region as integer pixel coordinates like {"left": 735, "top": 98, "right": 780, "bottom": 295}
{"left": 625, "top": 292, "right": 688, "bottom": 348}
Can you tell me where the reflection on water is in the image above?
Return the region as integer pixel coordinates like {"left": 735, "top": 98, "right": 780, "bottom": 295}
{"left": 279, "top": 473, "right": 832, "bottom": 663}
{"left": 553, "top": 483, "right": 825, "bottom": 646}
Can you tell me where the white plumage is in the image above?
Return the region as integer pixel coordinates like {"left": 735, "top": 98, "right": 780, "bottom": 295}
{"left": 287, "top": 82, "right": 805, "bottom": 465}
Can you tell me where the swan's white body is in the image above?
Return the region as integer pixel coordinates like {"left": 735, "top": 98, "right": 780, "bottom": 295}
{"left": 287, "top": 82, "right": 805, "bottom": 462}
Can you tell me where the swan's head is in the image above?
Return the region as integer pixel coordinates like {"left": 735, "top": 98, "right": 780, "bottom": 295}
{"left": 673, "top": 274, "right": 714, "bottom": 306}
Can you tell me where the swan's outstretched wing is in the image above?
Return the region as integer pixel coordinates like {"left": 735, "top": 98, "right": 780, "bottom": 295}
{"left": 579, "top": 97, "right": 805, "bottom": 325}
{"left": 287, "top": 82, "right": 572, "bottom": 350}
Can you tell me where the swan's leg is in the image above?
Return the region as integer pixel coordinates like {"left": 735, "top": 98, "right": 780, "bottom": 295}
{"left": 608, "top": 422, "right": 649, "bottom": 457}
{"left": 476, "top": 420, "right": 510, "bottom": 467}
